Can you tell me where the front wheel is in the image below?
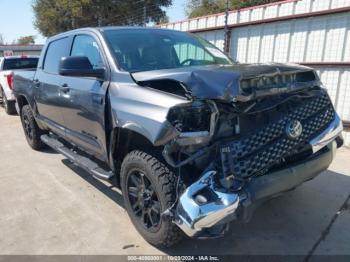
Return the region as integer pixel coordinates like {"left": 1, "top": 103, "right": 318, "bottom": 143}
{"left": 20, "top": 105, "right": 46, "bottom": 150}
{"left": 120, "top": 150, "right": 183, "bottom": 247}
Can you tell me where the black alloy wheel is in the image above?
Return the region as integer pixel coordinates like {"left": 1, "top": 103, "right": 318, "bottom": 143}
{"left": 22, "top": 113, "right": 34, "bottom": 141}
{"left": 120, "top": 150, "right": 183, "bottom": 247}
{"left": 20, "top": 105, "right": 46, "bottom": 150}
{"left": 126, "top": 169, "right": 161, "bottom": 232}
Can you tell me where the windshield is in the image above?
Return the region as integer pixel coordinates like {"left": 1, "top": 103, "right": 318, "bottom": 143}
{"left": 103, "top": 29, "right": 232, "bottom": 73}
{"left": 3, "top": 58, "right": 38, "bottom": 70}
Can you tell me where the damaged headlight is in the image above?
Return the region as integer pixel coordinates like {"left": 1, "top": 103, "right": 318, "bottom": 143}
{"left": 167, "top": 101, "right": 218, "bottom": 145}
{"left": 167, "top": 101, "right": 211, "bottom": 132}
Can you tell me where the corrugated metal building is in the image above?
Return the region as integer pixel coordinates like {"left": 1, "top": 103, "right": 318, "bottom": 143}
{"left": 161, "top": 0, "right": 350, "bottom": 146}
{"left": 0, "top": 45, "right": 43, "bottom": 57}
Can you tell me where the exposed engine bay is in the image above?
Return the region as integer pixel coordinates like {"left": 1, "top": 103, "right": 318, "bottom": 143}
{"left": 163, "top": 86, "right": 337, "bottom": 186}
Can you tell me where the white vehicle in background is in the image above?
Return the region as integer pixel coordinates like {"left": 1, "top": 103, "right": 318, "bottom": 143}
{"left": 0, "top": 56, "right": 39, "bottom": 114}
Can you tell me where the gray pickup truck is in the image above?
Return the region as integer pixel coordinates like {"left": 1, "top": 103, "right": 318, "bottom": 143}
{"left": 13, "top": 27, "right": 343, "bottom": 247}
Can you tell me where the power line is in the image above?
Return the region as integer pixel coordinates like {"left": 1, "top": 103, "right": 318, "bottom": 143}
{"left": 78, "top": 5, "right": 167, "bottom": 28}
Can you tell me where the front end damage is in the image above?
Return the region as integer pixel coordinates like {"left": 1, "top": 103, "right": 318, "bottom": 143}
{"left": 174, "top": 134, "right": 340, "bottom": 238}
{"left": 144, "top": 66, "right": 345, "bottom": 239}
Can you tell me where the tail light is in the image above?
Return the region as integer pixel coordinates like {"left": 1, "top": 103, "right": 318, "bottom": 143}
{"left": 5, "top": 74, "right": 14, "bottom": 90}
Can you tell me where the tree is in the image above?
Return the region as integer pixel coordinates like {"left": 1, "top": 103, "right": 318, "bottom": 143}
{"left": 16, "top": 36, "right": 36, "bottom": 45}
{"left": 156, "top": 15, "right": 170, "bottom": 25}
{"left": 186, "top": 0, "right": 284, "bottom": 18}
{"left": 186, "top": 0, "right": 221, "bottom": 18}
{"left": 33, "top": 0, "right": 173, "bottom": 37}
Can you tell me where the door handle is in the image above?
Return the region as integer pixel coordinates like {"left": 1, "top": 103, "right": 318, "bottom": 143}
{"left": 61, "top": 84, "right": 70, "bottom": 94}
{"left": 92, "top": 96, "right": 104, "bottom": 105}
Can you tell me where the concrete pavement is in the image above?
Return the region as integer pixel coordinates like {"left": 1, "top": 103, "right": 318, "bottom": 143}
{"left": 0, "top": 109, "right": 349, "bottom": 257}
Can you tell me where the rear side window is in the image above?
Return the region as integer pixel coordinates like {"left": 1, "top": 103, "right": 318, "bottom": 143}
{"left": 3, "top": 58, "right": 39, "bottom": 70}
{"left": 43, "top": 37, "right": 70, "bottom": 74}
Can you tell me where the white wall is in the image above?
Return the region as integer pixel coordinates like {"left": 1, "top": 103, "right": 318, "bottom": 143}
{"left": 161, "top": 0, "right": 350, "bottom": 146}
{"left": 229, "top": 12, "right": 350, "bottom": 64}
{"left": 162, "top": 0, "right": 350, "bottom": 32}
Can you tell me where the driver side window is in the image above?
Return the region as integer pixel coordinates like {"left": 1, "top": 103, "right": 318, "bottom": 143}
{"left": 71, "top": 35, "right": 104, "bottom": 69}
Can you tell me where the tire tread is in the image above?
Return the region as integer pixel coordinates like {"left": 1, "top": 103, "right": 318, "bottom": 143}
{"left": 121, "top": 150, "right": 183, "bottom": 247}
{"left": 21, "top": 105, "right": 45, "bottom": 151}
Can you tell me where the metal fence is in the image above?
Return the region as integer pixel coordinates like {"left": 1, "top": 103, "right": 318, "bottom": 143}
{"left": 161, "top": 0, "right": 350, "bottom": 145}
{"left": 0, "top": 45, "right": 43, "bottom": 57}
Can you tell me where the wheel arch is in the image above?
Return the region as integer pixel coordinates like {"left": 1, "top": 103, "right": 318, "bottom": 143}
{"left": 109, "top": 126, "right": 164, "bottom": 187}
{"left": 16, "top": 94, "right": 29, "bottom": 113}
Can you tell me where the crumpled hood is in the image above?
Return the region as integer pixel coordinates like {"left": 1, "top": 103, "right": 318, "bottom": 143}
{"left": 131, "top": 63, "right": 319, "bottom": 102}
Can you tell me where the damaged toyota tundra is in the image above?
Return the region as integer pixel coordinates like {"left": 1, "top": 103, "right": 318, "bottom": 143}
{"left": 13, "top": 27, "right": 344, "bottom": 247}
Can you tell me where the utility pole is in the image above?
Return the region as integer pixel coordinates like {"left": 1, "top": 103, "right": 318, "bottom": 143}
{"left": 97, "top": 4, "right": 102, "bottom": 27}
{"left": 143, "top": 0, "right": 147, "bottom": 26}
{"left": 224, "top": 0, "right": 231, "bottom": 55}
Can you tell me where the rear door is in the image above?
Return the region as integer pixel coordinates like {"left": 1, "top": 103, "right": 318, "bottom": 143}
{"left": 59, "top": 34, "right": 109, "bottom": 160}
{"left": 34, "top": 37, "right": 72, "bottom": 136}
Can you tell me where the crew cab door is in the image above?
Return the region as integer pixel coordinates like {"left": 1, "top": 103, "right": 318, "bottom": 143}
{"left": 59, "top": 34, "right": 109, "bottom": 160}
{"left": 34, "top": 37, "right": 71, "bottom": 137}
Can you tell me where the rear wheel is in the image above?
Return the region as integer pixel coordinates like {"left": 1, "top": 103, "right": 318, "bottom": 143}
{"left": 20, "top": 105, "right": 46, "bottom": 150}
{"left": 1, "top": 89, "right": 16, "bottom": 115}
{"left": 121, "top": 150, "right": 183, "bottom": 247}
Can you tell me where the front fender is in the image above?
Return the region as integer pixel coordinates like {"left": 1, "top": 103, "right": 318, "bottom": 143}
{"left": 108, "top": 81, "right": 188, "bottom": 146}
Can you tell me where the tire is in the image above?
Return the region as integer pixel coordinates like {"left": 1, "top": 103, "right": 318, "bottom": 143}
{"left": 20, "top": 105, "right": 46, "bottom": 150}
{"left": 1, "top": 89, "right": 16, "bottom": 115}
{"left": 121, "top": 150, "right": 183, "bottom": 247}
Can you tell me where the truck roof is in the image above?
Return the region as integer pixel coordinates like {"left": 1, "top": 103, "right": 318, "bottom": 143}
{"left": 98, "top": 26, "right": 172, "bottom": 31}
{"left": 47, "top": 26, "right": 179, "bottom": 42}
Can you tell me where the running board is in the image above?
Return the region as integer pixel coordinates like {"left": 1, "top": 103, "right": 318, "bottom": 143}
{"left": 41, "top": 134, "right": 114, "bottom": 181}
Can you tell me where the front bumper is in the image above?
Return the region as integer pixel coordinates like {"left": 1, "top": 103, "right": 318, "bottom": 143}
{"left": 174, "top": 115, "right": 343, "bottom": 238}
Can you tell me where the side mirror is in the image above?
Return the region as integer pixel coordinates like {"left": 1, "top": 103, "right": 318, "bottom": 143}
{"left": 59, "top": 56, "right": 105, "bottom": 79}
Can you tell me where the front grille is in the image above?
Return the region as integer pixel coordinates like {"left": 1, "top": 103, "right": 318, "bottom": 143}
{"left": 240, "top": 71, "right": 317, "bottom": 91}
{"left": 220, "top": 93, "right": 335, "bottom": 178}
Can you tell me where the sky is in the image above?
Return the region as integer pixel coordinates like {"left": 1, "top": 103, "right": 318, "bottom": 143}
{"left": 0, "top": 0, "right": 187, "bottom": 45}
